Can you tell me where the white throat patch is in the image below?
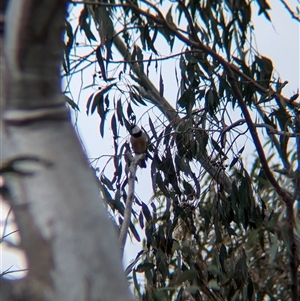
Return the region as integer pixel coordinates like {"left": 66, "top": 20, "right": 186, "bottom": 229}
{"left": 131, "top": 125, "right": 141, "bottom": 135}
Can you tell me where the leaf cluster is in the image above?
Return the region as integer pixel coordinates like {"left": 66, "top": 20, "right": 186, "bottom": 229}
{"left": 64, "top": 1, "right": 300, "bottom": 300}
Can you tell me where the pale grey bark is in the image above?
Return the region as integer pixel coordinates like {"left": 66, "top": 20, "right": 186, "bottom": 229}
{"left": 118, "top": 154, "right": 143, "bottom": 257}
{"left": 1, "top": 1, "right": 135, "bottom": 301}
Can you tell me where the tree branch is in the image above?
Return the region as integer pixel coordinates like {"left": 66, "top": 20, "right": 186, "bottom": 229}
{"left": 114, "top": 33, "right": 234, "bottom": 193}
{"left": 121, "top": 0, "right": 294, "bottom": 201}
{"left": 86, "top": 3, "right": 234, "bottom": 193}
{"left": 256, "top": 105, "right": 292, "bottom": 174}
{"left": 226, "top": 69, "right": 293, "bottom": 201}
{"left": 278, "top": 0, "right": 300, "bottom": 22}
{"left": 112, "top": 34, "right": 179, "bottom": 123}
{"left": 222, "top": 118, "right": 300, "bottom": 138}
{"left": 119, "top": 154, "right": 144, "bottom": 257}
{"left": 77, "top": 0, "right": 298, "bottom": 107}
{"left": 86, "top": 1, "right": 298, "bottom": 198}
{"left": 226, "top": 70, "right": 297, "bottom": 300}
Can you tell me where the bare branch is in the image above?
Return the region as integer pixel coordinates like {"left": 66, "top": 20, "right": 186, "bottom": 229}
{"left": 278, "top": 0, "right": 300, "bottom": 22}
{"left": 222, "top": 118, "right": 300, "bottom": 138}
{"left": 1, "top": 267, "right": 28, "bottom": 277}
{"left": 118, "top": 153, "right": 144, "bottom": 257}
{"left": 254, "top": 123, "right": 300, "bottom": 137}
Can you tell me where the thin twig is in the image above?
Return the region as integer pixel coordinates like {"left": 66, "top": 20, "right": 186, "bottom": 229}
{"left": 1, "top": 268, "right": 28, "bottom": 277}
{"left": 278, "top": 0, "right": 300, "bottom": 21}
{"left": 256, "top": 104, "right": 291, "bottom": 173}
{"left": 223, "top": 118, "right": 300, "bottom": 138}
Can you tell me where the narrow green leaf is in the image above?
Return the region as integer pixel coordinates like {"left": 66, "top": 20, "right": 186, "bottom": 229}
{"left": 142, "top": 202, "right": 152, "bottom": 222}
{"left": 148, "top": 117, "right": 157, "bottom": 140}
{"left": 111, "top": 114, "right": 118, "bottom": 139}
{"left": 99, "top": 116, "right": 106, "bottom": 138}
{"left": 96, "top": 46, "right": 107, "bottom": 81}
{"left": 132, "top": 269, "right": 141, "bottom": 296}
{"left": 136, "top": 262, "right": 155, "bottom": 273}
{"left": 159, "top": 71, "right": 164, "bottom": 97}
{"left": 139, "top": 211, "right": 144, "bottom": 229}
{"left": 116, "top": 98, "right": 124, "bottom": 126}
{"left": 79, "top": 6, "right": 97, "bottom": 42}
{"left": 130, "top": 221, "right": 141, "bottom": 242}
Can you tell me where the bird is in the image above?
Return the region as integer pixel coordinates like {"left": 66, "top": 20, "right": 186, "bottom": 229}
{"left": 130, "top": 124, "right": 148, "bottom": 168}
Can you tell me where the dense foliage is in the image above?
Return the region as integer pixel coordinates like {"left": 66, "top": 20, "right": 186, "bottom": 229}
{"left": 63, "top": 1, "right": 299, "bottom": 300}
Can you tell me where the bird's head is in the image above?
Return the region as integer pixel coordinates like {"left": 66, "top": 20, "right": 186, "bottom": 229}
{"left": 130, "top": 124, "right": 141, "bottom": 135}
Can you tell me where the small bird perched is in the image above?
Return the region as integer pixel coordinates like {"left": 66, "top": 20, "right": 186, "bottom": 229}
{"left": 130, "top": 124, "right": 148, "bottom": 168}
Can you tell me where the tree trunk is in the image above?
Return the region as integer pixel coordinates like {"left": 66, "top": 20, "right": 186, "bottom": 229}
{"left": 1, "top": 1, "right": 135, "bottom": 300}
